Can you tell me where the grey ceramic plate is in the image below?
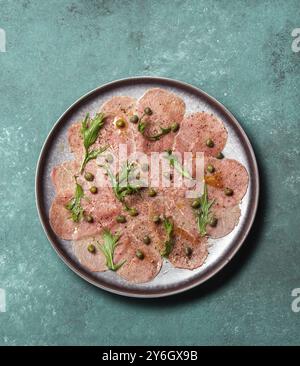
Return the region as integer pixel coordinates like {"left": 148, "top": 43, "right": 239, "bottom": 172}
{"left": 36, "top": 77, "right": 259, "bottom": 298}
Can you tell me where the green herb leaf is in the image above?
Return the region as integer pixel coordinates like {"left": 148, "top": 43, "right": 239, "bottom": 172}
{"left": 98, "top": 229, "right": 125, "bottom": 271}
{"left": 164, "top": 151, "right": 193, "bottom": 179}
{"left": 80, "top": 113, "right": 106, "bottom": 173}
{"left": 147, "top": 126, "right": 172, "bottom": 141}
{"left": 197, "top": 184, "right": 215, "bottom": 237}
{"left": 65, "top": 180, "right": 84, "bottom": 222}
{"left": 80, "top": 146, "right": 107, "bottom": 173}
{"left": 160, "top": 217, "right": 174, "bottom": 257}
{"left": 101, "top": 161, "right": 140, "bottom": 211}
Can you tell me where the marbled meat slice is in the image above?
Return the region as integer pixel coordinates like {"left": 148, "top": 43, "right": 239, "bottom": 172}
{"left": 135, "top": 88, "right": 185, "bottom": 153}
{"left": 168, "top": 227, "right": 208, "bottom": 270}
{"left": 49, "top": 190, "right": 121, "bottom": 240}
{"left": 51, "top": 160, "right": 80, "bottom": 196}
{"left": 205, "top": 158, "right": 249, "bottom": 207}
{"left": 206, "top": 204, "right": 241, "bottom": 238}
{"left": 73, "top": 234, "right": 107, "bottom": 272}
{"left": 174, "top": 112, "right": 227, "bottom": 158}
{"left": 114, "top": 234, "right": 162, "bottom": 284}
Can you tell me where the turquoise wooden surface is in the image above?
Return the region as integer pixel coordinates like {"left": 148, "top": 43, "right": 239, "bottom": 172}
{"left": 0, "top": 0, "right": 300, "bottom": 345}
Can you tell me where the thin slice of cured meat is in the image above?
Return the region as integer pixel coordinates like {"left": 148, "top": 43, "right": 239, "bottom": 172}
{"left": 49, "top": 191, "right": 121, "bottom": 240}
{"left": 51, "top": 160, "right": 80, "bottom": 196}
{"left": 68, "top": 96, "right": 136, "bottom": 164}
{"left": 168, "top": 227, "right": 208, "bottom": 270}
{"left": 206, "top": 204, "right": 241, "bottom": 239}
{"left": 135, "top": 88, "right": 185, "bottom": 153}
{"left": 205, "top": 158, "right": 249, "bottom": 207}
{"left": 174, "top": 112, "right": 227, "bottom": 159}
{"left": 99, "top": 96, "right": 137, "bottom": 166}
{"left": 73, "top": 234, "right": 107, "bottom": 272}
{"left": 114, "top": 234, "right": 162, "bottom": 283}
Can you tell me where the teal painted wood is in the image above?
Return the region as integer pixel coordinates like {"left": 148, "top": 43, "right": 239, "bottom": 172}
{"left": 0, "top": 0, "right": 299, "bottom": 345}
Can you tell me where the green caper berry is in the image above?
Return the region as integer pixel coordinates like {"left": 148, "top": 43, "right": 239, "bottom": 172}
{"left": 85, "top": 215, "right": 94, "bottom": 223}
{"left": 191, "top": 199, "right": 201, "bottom": 209}
{"left": 130, "top": 115, "right": 139, "bottom": 124}
{"left": 171, "top": 122, "right": 180, "bottom": 132}
{"left": 185, "top": 246, "right": 193, "bottom": 257}
{"left": 141, "top": 163, "right": 149, "bottom": 172}
{"left": 90, "top": 186, "right": 98, "bottom": 194}
{"left": 148, "top": 188, "right": 157, "bottom": 197}
{"left": 206, "top": 138, "right": 214, "bottom": 148}
{"left": 105, "top": 154, "right": 114, "bottom": 164}
{"left": 136, "top": 249, "right": 144, "bottom": 260}
{"left": 209, "top": 217, "right": 218, "bottom": 227}
{"left": 206, "top": 164, "right": 215, "bottom": 173}
{"left": 87, "top": 244, "right": 96, "bottom": 253}
{"left": 116, "top": 119, "right": 125, "bottom": 128}
{"left": 216, "top": 152, "right": 224, "bottom": 159}
{"left": 153, "top": 215, "right": 161, "bottom": 224}
{"left": 143, "top": 235, "right": 151, "bottom": 245}
{"left": 144, "top": 107, "right": 152, "bottom": 115}
{"left": 166, "top": 149, "right": 172, "bottom": 155}
{"left": 224, "top": 188, "right": 234, "bottom": 196}
{"left": 84, "top": 172, "right": 94, "bottom": 181}
{"left": 129, "top": 208, "right": 138, "bottom": 217}
{"left": 116, "top": 215, "right": 126, "bottom": 223}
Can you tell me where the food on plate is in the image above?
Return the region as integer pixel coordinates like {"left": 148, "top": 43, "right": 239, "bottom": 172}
{"left": 49, "top": 88, "right": 249, "bottom": 283}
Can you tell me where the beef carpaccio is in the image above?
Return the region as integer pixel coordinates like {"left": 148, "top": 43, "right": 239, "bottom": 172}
{"left": 49, "top": 88, "right": 249, "bottom": 283}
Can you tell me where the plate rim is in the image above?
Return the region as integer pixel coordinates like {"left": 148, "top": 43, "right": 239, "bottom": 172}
{"left": 35, "top": 76, "right": 260, "bottom": 298}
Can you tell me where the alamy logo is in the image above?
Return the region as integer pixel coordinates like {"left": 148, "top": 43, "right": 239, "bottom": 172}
{"left": 291, "top": 28, "right": 300, "bottom": 53}
{"left": 291, "top": 288, "right": 300, "bottom": 313}
{"left": 0, "top": 28, "right": 6, "bottom": 52}
{"left": 0, "top": 289, "right": 6, "bottom": 312}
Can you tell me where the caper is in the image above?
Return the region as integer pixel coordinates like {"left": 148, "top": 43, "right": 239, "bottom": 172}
{"left": 84, "top": 172, "right": 94, "bottom": 181}
{"left": 224, "top": 187, "right": 233, "bottom": 196}
{"left": 90, "top": 186, "right": 98, "bottom": 194}
{"left": 191, "top": 199, "right": 201, "bottom": 209}
{"left": 141, "top": 163, "right": 149, "bottom": 172}
{"left": 143, "top": 235, "right": 151, "bottom": 245}
{"left": 185, "top": 246, "right": 193, "bottom": 257}
{"left": 206, "top": 164, "right": 215, "bottom": 173}
{"left": 216, "top": 152, "right": 224, "bottom": 159}
{"left": 148, "top": 188, "right": 157, "bottom": 197}
{"left": 129, "top": 208, "right": 138, "bottom": 217}
{"left": 206, "top": 138, "right": 214, "bottom": 148}
{"left": 116, "top": 215, "right": 126, "bottom": 223}
{"left": 85, "top": 215, "right": 94, "bottom": 223}
{"left": 171, "top": 122, "right": 180, "bottom": 132}
{"left": 209, "top": 217, "right": 218, "bottom": 227}
{"left": 153, "top": 215, "right": 161, "bottom": 224}
{"left": 105, "top": 154, "right": 114, "bottom": 164}
{"left": 144, "top": 107, "right": 152, "bottom": 115}
{"left": 116, "top": 119, "right": 125, "bottom": 128}
{"left": 166, "top": 149, "right": 172, "bottom": 155}
{"left": 136, "top": 249, "right": 144, "bottom": 260}
{"left": 130, "top": 115, "right": 139, "bottom": 124}
{"left": 87, "top": 244, "right": 96, "bottom": 253}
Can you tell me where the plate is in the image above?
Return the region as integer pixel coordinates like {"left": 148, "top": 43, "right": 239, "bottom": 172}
{"left": 35, "top": 77, "right": 259, "bottom": 298}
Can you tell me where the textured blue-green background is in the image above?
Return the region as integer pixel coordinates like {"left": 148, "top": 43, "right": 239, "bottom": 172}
{"left": 0, "top": 0, "right": 299, "bottom": 345}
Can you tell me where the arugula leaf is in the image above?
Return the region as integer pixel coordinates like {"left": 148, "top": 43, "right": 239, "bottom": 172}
{"left": 160, "top": 217, "right": 175, "bottom": 257}
{"left": 80, "top": 146, "right": 107, "bottom": 173}
{"left": 136, "top": 112, "right": 173, "bottom": 141}
{"left": 197, "top": 184, "right": 215, "bottom": 237}
{"left": 101, "top": 161, "right": 140, "bottom": 211}
{"left": 80, "top": 113, "right": 106, "bottom": 173}
{"left": 98, "top": 229, "right": 125, "bottom": 271}
{"left": 164, "top": 151, "right": 193, "bottom": 179}
{"left": 147, "top": 126, "right": 172, "bottom": 141}
{"left": 65, "top": 180, "right": 84, "bottom": 222}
